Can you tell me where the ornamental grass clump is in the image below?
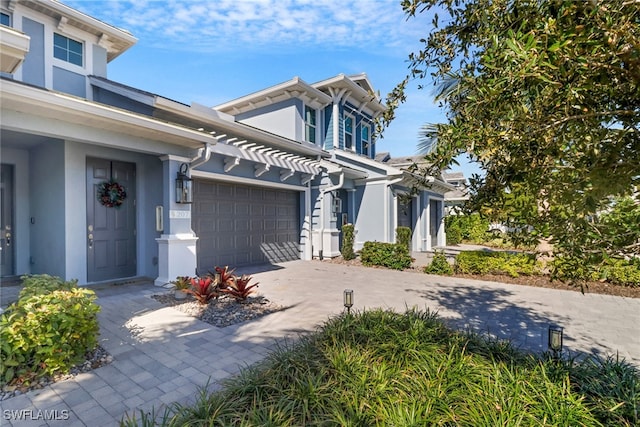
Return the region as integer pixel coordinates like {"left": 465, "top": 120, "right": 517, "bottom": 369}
{"left": 123, "top": 308, "right": 638, "bottom": 426}
{"left": 1, "top": 275, "right": 100, "bottom": 386}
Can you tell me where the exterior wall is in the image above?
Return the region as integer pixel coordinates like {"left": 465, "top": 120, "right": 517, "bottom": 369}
{"left": 322, "top": 105, "right": 333, "bottom": 150}
{"left": 235, "top": 98, "right": 300, "bottom": 141}
{"left": 353, "top": 182, "right": 386, "bottom": 249}
{"left": 92, "top": 44, "right": 107, "bottom": 78}
{"left": 21, "top": 17, "right": 45, "bottom": 87}
{"left": 29, "top": 140, "right": 66, "bottom": 277}
{"left": 1, "top": 146, "right": 31, "bottom": 276}
{"left": 53, "top": 66, "right": 86, "bottom": 98}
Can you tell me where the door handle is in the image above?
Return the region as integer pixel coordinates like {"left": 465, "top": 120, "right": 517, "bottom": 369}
{"left": 88, "top": 233, "right": 93, "bottom": 249}
{"left": 4, "top": 232, "right": 10, "bottom": 247}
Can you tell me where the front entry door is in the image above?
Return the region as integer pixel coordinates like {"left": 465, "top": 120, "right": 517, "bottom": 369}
{"left": 86, "top": 158, "right": 136, "bottom": 282}
{"left": 0, "top": 164, "right": 14, "bottom": 277}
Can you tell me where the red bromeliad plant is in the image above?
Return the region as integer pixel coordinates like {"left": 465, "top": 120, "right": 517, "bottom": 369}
{"left": 220, "top": 274, "right": 259, "bottom": 302}
{"left": 211, "top": 265, "right": 236, "bottom": 290}
{"left": 184, "top": 277, "right": 218, "bottom": 304}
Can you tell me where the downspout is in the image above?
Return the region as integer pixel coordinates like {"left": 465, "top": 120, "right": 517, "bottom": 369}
{"left": 384, "top": 175, "right": 404, "bottom": 242}
{"left": 318, "top": 171, "right": 345, "bottom": 260}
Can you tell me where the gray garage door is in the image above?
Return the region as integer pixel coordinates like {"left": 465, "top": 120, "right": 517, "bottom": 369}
{"left": 193, "top": 179, "right": 300, "bottom": 274}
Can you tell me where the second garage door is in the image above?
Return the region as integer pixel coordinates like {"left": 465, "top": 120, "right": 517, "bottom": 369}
{"left": 192, "top": 179, "right": 300, "bottom": 273}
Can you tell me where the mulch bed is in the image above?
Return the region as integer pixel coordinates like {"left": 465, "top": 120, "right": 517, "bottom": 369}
{"left": 0, "top": 346, "right": 112, "bottom": 401}
{"left": 324, "top": 257, "right": 640, "bottom": 299}
{"left": 151, "top": 293, "right": 285, "bottom": 327}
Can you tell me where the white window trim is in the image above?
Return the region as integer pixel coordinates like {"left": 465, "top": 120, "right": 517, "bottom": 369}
{"left": 304, "top": 104, "right": 318, "bottom": 145}
{"left": 1, "top": 11, "right": 12, "bottom": 27}
{"left": 53, "top": 32, "right": 85, "bottom": 69}
{"left": 344, "top": 113, "right": 355, "bottom": 152}
{"left": 361, "top": 123, "right": 371, "bottom": 156}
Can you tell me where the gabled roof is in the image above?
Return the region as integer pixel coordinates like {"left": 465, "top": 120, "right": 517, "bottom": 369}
{"left": 442, "top": 171, "right": 465, "bottom": 181}
{"left": 213, "top": 77, "right": 332, "bottom": 115}
{"left": 311, "top": 73, "right": 386, "bottom": 115}
{"left": 20, "top": 0, "right": 136, "bottom": 61}
{"left": 382, "top": 155, "right": 428, "bottom": 168}
{"left": 348, "top": 73, "right": 376, "bottom": 94}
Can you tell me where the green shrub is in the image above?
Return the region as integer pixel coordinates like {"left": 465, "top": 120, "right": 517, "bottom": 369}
{"left": 341, "top": 224, "right": 356, "bottom": 261}
{"left": 445, "top": 220, "right": 463, "bottom": 245}
{"left": 455, "top": 250, "right": 540, "bottom": 277}
{"left": 1, "top": 276, "right": 100, "bottom": 385}
{"left": 595, "top": 258, "right": 640, "bottom": 286}
{"left": 395, "top": 226, "right": 412, "bottom": 251}
{"left": 18, "top": 274, "right": 78, "bottom": 299}
{"left": 424, "top": 250, "right": 453, "bottom": 275}
{"left": 360, "top": 242, "right": 412, "bottom": 270}
{"left": 552, "top": 256, "right": 640, "bottom": 286}
{"left": 445, "top": 213, "right": 490, "bottom": 244}
{"left": 550, "top": 255, "right": 597, "bottom": 284}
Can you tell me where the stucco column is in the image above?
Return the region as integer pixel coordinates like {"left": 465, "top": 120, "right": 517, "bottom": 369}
{"left": 155, "top": 155, "right": 198, "bottom": 286}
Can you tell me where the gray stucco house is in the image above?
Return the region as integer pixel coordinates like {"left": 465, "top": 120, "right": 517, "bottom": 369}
{"left": 0, "top": 0, "right": 452, "bottom": 286}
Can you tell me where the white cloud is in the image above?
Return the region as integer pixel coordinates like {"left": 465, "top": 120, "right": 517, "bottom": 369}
{"left": 67, "top": 0, "right": 426, "bottom": 54}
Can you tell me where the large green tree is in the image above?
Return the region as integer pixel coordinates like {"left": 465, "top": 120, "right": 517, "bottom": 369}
{"left": 387, "top": 0, "right": 640, "bottom": 269}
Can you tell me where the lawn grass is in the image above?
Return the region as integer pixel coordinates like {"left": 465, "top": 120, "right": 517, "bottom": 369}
{"left": 122, "top": 309, "right": 639, "bottom": 426}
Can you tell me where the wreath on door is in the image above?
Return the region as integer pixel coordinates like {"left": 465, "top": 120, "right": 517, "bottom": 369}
{"left": 97, "top": 180, "right": 127, "bottom": 208}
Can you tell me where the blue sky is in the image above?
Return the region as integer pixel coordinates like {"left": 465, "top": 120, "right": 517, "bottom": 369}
{"left": 66, "top": 0, "right": 480, "bottom": 177}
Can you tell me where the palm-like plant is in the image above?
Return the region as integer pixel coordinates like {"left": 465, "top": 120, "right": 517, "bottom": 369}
{"left": 210, "top": 265, "right": 236, "bottom": 290}
{"left": 220, "top": 274, "right": 259, "bottom": 302}
{"left": 184, "top": 277, "right": 218, "bottom": 304}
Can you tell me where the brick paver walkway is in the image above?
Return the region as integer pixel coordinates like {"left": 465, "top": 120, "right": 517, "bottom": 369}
{"left": 1, "top": 260, "right": 638, "bottom": 426}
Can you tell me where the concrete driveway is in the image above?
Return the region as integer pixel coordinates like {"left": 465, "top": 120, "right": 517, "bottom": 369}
{"left": 1, "top": 260, "right": 638, "bottom": 426}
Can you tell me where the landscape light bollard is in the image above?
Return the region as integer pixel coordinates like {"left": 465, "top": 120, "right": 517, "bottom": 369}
{"left": 548, "top": 325, "right": 563, "bottom": 358}
{"left": 343, "top": 289, "right": 354, "bottom": 314}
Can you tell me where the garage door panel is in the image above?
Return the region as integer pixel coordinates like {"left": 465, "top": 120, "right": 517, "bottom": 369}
{"left": 235, "top": 218, "right": 249, "bottom": 232}
{"left": 235, "top": 186, "right": 249, "bottom": 198}
{"left": 218, "top": 202, "right": 234, "bottom": 215}
{"left": 217, "top": 183, "right": 234, "bottom": 197}
{"left": 235, "top": 203, "right": 250, "bottom": 215}
{"left": 194, "top": 179, "right": 300, "bottom": 272}
{"left": 218, "top": 218, "right": 233, "bottom": 230}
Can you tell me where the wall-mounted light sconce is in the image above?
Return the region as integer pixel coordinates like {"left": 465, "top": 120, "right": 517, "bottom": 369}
{"left": 343, "top": 289, "right": 354, "bottom": 314}
{"left": 548, "top": 325, "right": 563, "bottom": 358}
{"left": 176, "top": 163, "right": 193, "bottom": 204}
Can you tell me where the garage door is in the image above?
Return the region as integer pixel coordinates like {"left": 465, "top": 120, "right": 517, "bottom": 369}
{"left": 192, "top": 179, "right": 300, "bottom": 273}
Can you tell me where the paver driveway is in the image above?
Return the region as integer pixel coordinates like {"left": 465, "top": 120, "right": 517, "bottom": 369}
{"left": 1, "top": 260, "right": 639, "bottom": 426}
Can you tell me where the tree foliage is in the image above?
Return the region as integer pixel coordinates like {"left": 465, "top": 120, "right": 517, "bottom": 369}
{"left": 387, "top": 0, "right": 640, "bottom": 269}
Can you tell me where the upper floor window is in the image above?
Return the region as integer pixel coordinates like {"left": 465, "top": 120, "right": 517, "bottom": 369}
{"left": 304, "top": 105, "right": 317, "bottom": 144}
{"left": 361, "top": 124, "right": 370, "bottom": 156}
{"left": 1, "top": 12, "right": 10, "bottom": 26}
{"left": 344, "top": 115, "right": 354, "bottom": 150}
{"left": 54, "top": 33, "right": 83, "bottom": 66}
